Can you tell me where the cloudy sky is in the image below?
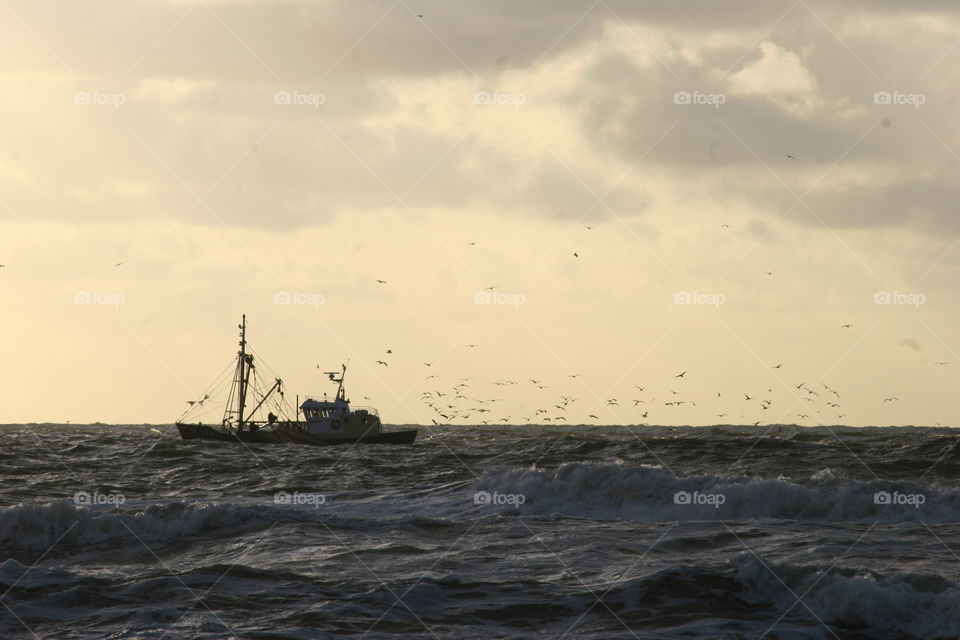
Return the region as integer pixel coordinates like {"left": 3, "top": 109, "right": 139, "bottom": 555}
{"left": 2, "top": 0, "right": 959, "bottom": 427}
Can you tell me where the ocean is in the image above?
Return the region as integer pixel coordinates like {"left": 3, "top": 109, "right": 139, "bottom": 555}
{"left": 2, "top": 423, "right": 960, "bottom": 639}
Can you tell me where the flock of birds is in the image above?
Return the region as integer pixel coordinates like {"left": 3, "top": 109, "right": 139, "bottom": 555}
{"left": 350, "top": 344, "right": 949, "bottom": 425}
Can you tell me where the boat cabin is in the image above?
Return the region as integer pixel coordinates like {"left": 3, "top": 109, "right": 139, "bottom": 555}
{"left": 299, "top": 396, "right": 380, "bottom": 437}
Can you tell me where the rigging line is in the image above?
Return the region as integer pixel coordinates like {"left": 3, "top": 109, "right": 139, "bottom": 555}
{"left": 195, "top": 356, "right": 237, "bottom": 399}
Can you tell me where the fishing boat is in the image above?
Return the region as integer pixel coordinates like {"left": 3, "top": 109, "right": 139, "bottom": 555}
{"left": 175, "top": 316, "right": 417, "bottom": 445}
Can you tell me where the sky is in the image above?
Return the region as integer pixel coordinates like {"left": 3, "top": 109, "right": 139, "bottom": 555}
{"left": 1, "top": 0, "right": 959, "bottom": 427}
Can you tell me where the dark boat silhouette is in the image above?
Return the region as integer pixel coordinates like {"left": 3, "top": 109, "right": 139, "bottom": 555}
{"left": 175, "top": 316, "right": 417, "bottom": 446}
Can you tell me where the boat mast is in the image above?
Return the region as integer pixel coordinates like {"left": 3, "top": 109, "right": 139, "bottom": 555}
{"left": 237, "top": 315, "right": 247, "bottom": 427}
{"left": 337, "top": 361, "right": 348, "bottom": 401}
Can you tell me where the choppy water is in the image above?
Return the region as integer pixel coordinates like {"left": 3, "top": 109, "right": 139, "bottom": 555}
{"left": 2, "top": 423, "right": 960, "bottom": 639}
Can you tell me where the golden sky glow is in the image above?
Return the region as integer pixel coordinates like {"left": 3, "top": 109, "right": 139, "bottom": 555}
{"left": 1, "top": 1, "right": 958, "bottom": 426}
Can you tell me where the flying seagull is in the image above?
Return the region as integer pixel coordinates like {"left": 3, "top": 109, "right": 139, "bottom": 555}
{"left": 376, "top": 279, "right": 387, "bottom": 284}
{"left": 375, "top": 360, "right": 388, "bottom": 366}
{"left": 674, "top": 371, "right": 687, "bottom": 378}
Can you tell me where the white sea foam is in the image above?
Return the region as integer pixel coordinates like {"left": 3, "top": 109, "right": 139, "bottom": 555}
{"left": 470, "top": 462, "right": 960, "bottom": 522}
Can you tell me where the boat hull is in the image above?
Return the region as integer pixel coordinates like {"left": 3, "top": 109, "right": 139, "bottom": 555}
{"left": 175, "top": 422, "right": 417, "bottom": 445}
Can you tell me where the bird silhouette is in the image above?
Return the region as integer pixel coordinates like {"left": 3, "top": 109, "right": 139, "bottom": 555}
{"left": 674, "top": 371, "right": 687, "bottom": 378}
